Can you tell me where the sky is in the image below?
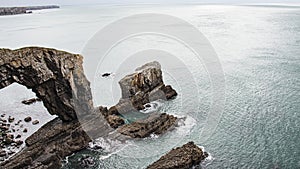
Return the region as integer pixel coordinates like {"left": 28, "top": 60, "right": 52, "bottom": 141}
{"left": 0, "top": 0, "right": 300, "bottom": 6}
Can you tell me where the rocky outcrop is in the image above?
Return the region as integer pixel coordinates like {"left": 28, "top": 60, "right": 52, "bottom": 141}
{"left": 0, "top": 47, "right": 180, "bottom": 168}
{"left": 0, "top": 6, "right": 59, "bottom": 16}
{"left": 98, "top": 61, "right": 178, "bottom": 135}
{"left": 115, "top": 61, "right": 177, "bottom": 114}
{"left": 0, "top": 118, "right": 91, "bottom": 169}
{"left": 118, "top": 113, "right": 177, "bottom": 138}
{"left": 0, "top": 47, "right": 97, "bottom": 168}
{"left": 99, "top": 106, "right": 125, "bottom": 129}
{"left": 0, "top": 47, "right": 94, "bottom": 121}
{"left": 99, "top": 61, "right": 178, "bottom": 132}
{"left": 147, "top": 142, "right": 208, "bottom": 169}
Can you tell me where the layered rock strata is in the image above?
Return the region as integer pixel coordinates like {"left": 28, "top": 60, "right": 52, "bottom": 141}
{"left": 147, "top": 142, "right": 209, "bottom": 169}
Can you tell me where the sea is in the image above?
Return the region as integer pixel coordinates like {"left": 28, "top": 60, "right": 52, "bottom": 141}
{"left": 0, "top": 3, "right": 299, "bottom": 169}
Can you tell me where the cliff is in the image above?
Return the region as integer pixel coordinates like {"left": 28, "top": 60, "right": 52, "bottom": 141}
{"left": 0, "top": 47, "right": 96, "bottom": 168}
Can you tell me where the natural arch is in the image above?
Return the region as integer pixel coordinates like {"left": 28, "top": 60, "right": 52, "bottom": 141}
{"left": 0, "top": 47, "right": 93, "bottom": 121}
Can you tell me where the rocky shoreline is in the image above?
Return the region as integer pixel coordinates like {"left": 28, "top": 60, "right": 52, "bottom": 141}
{"left": 0, "top": 47, "right": 208, "bottom": 169}
{"left": 0, "top": 5, "right": 59, "bottom": 16}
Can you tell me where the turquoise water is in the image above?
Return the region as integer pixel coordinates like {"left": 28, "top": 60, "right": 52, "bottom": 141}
{"left": 0, "top": 4, "right": 299, "bottom": 169}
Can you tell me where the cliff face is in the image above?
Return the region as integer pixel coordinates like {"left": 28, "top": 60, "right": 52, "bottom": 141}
{"left": 113, "top": 61, "right": 177, "bottom": 115}
{"left": 0, "top": 47, "right": 94, "bottom": 122}
{"left": 0, "top": 47, "right": 96, "bottom": 169}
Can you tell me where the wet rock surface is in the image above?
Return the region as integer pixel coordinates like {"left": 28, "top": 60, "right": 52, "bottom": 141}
{"left": 147, "top": 142, "right": 208, "bottom": 169}
{"left": 118, "top": 113, "right": 177, "bottom": 138}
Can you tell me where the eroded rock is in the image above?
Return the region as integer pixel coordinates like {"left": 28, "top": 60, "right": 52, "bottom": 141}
{"left": 0, "top": 118, "right": 91, "bottom": 169}
{"left": 147, "top": 142, "right": 208, "bottom": 169}
{"left": 0, "top": 47, "right": 94, "bottom": 122}
{"left": 116, "top": 61, "right": 177, "bottom": 113}
{"left": 118, "top": 113, "right": 177, "bottom": 138}
{"left": 99, "top": 106, "right": 125, "bottom": 129}
{"left": 0, "top": 47, "right": 96, "bottom": 168}
{"left": 100, "top": 61, "right": 179, "bottom": 135}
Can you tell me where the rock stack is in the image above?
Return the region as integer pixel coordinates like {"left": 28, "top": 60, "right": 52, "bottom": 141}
{"left": 99, "top": 61, "right": 178, "bottom": 138}
{"left": 147, "top": 142, "right": 209, "bottom": 169}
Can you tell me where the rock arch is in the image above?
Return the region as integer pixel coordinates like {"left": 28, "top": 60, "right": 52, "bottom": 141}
{"left": 0, "top": 47, "right": 93, "bottom": 121}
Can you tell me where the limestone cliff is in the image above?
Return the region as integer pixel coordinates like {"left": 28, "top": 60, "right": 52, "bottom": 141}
{"left": 0, "top": 47, "right": 95, "bottom": 168}
{"left": 0, "top": 47, "right": 94, "bottom": 121}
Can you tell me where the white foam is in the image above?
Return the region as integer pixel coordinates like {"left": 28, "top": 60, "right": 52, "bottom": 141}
{"left": 140, "top": 100, "right": 163, "bottom": 114}
{"left": 90, "top": 137, "right": 130, "bottom": 160}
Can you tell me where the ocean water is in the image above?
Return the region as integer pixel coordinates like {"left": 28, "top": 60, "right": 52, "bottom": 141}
{"left": 0, "top": 4, "right": 300, "bottom": 169}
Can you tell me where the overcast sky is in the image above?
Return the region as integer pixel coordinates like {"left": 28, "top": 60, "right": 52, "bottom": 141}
{"left": 0, "top": 0, "right": 299, "bottom": 6}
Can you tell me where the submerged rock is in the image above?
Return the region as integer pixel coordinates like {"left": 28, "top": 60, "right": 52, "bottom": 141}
{"left": 79, "top": 155, "right": 95, "bottom": 168}
{"left": 118, "top": 113, "right": 177, "bottom": 138}
{"left": 147, "top": 142, "right": 208, "bottom": 169}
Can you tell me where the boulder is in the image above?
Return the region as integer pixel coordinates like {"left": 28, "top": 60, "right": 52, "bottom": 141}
{"left": 32, "top": 120, "right": 39, "bottom": 125}
{"left": 24, "top": 117, "right": 32, "bottom": 122}
{"left": 21, "top": 98, "right": 42, "bottom": 105}
{"left": 147, "top": 142, "right": 208, "bottom": 169}
{"left": 118, "top": 113, "right": 177, "bottom": 138}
